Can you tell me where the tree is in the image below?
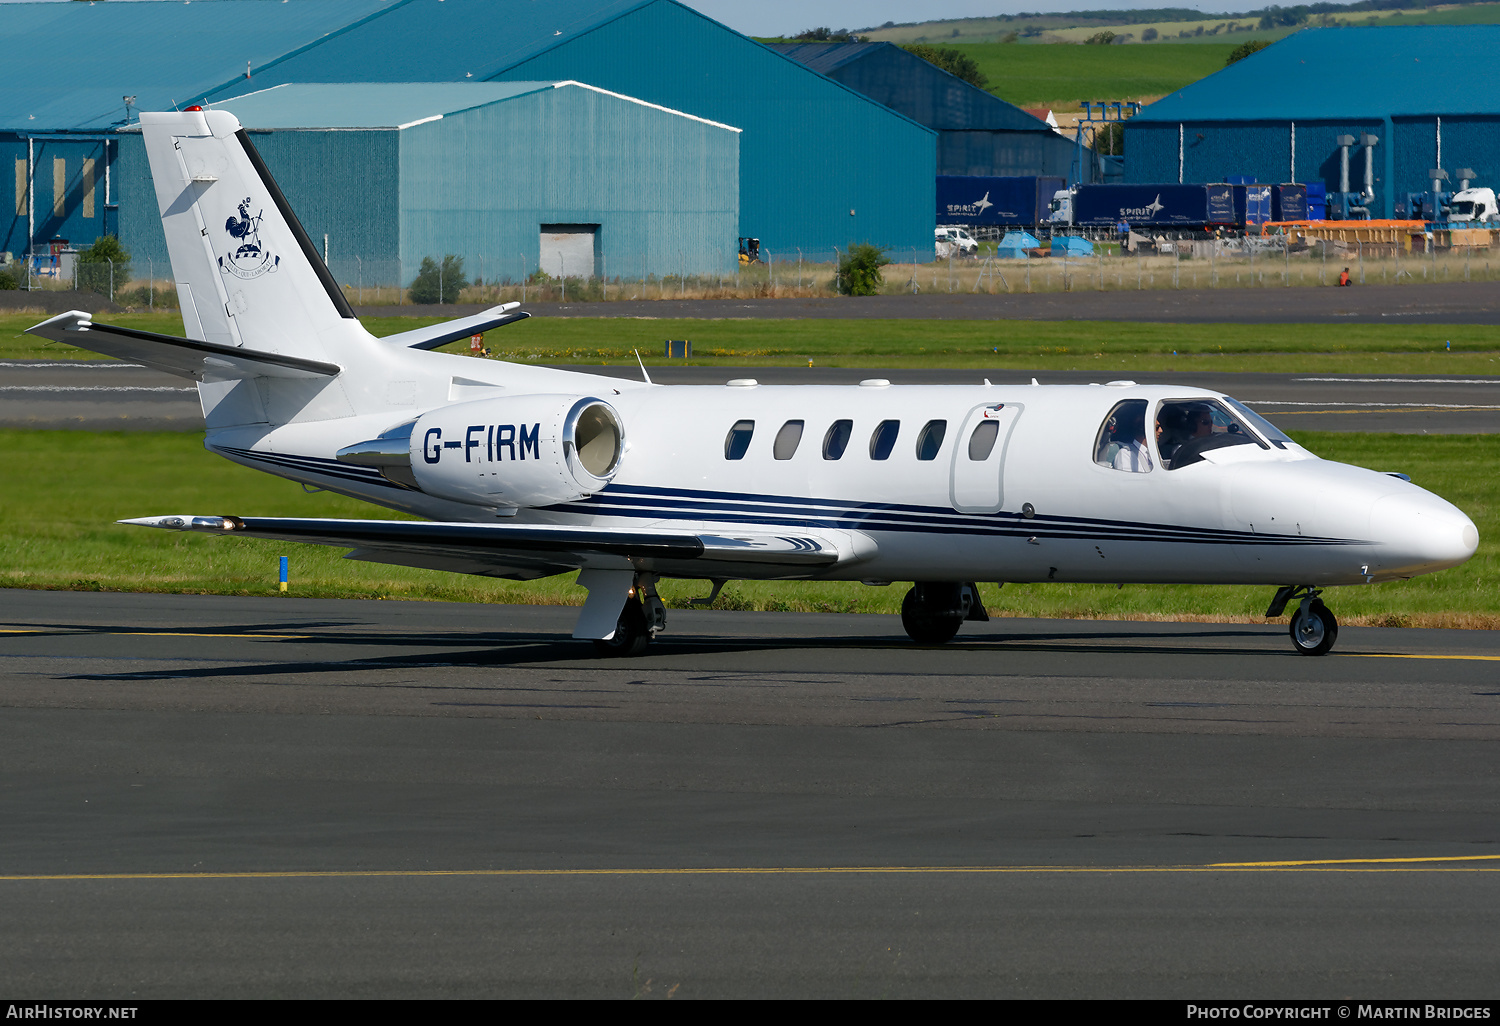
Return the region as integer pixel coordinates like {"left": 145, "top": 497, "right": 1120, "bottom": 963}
{"left": 408, "top": 254, "right": 468, "bottom": 304}
{"left": 1226, "top": 39, "right": 1273, "bottom": 65}
{"left": 1094, "top": 122, "right": 1125, "bottom": 156}
{"left": 900, "top": 44, "right": 988, "bottom": 89}
{"left": 837, "top": 244, "right": 889, "bottom": 297}
{"left": 794, "top": 26, "right": 863, "bottom": 42}
{"left": 77, "top": 235, "right": 130, "bottom": 298}
{"left": 1141, "top": 27, "right": 1159, "bottom": 40}
{"left": 1084, "top": 30, "right": 1117, "bottom": 44}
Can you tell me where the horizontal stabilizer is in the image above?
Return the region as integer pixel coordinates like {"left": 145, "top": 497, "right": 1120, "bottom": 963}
{"left": 120, "top": 515, "right": 857, "bottom": 579}
{"left": 379, "top": 303, "right": 531, "bottom": 351}
{"left": 26, "top": 311, "right": 341, "bottom": 381}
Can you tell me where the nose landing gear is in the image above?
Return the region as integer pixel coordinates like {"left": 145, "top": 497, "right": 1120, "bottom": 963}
{"left": 1267, "top": 585, "right": 1339, "bottom": 656}
{"left": 901, "top": 582, "right": 988, "bottom": 644}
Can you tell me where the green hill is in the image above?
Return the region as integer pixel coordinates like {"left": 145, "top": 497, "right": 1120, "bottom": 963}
{"left": 951, "top": 41, "right": 1240, "bottom": 107}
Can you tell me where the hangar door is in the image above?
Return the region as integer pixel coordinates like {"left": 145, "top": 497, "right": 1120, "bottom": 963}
{"left": 540, "top": 224, "right": 598, "bottom": 278}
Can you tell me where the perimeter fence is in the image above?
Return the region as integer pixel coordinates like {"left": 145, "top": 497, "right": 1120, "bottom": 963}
{"left": 13, "top": 238, "right": 1500, "bottom": 309}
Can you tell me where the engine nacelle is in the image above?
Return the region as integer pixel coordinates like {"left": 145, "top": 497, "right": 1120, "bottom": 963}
{"left": 408, "top": 394, "right": 624, "bottom": 508}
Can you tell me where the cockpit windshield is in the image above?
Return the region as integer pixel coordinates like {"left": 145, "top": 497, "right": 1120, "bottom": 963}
{"left": 1220, "top": 396, "right": 1295, "bottom": 450}
{"left": 1156, "top": 398, "right": 1268, "bottom": 469}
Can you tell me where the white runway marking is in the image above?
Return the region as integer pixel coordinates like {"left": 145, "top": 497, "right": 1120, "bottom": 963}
{"left": 1246, "top": 400, "right": 1500, "bottom": 409}
{"left": 0, "top": 385, "right": 194, "bottom": 394}
{"left": 1294, "top": 377, "right": 1500, "bottom": 385}
{"left": 0, "top": 361, "right": 144, "bottom": 369}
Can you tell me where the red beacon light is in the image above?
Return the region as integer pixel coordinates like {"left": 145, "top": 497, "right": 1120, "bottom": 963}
{"left": 184, "top": 105, "right": 204, "bottom": 112}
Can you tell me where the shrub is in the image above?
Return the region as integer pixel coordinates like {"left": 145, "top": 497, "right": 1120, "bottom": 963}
{"left": 0, "top": 268, "right": 17, "bottom": 290}
{"left": 77, "top": 235, "right": 131, "bottom": 298}
{"left": 1085, "top": 30, "right": 1117, "bottom": 44}
{"left": 408, "top": 255, "right": 469, "bottom": 304}
{"left": 1226, "top": 39, "right": 1273, "bottom": 65}
{"left": 836, "top": 244, "right": 889, "bottom": 297}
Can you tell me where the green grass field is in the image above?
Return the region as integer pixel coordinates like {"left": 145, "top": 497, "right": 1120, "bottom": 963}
{"left": 0, "top": 430, "right": 1493, "bottom": 628}
{"left": 7, "top": 312, "right": 1500, "bottom": 375}
{"left": 951, "top": 41, "right": 1238, "bottom": 106}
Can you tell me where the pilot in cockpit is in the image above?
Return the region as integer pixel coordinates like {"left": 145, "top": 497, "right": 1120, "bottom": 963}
{"left": 1155, "top": 405, "right": 1186, "bottom": 463}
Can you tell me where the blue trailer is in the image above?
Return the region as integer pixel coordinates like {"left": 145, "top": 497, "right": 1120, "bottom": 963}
{"left": 1230, "top": 183, "right": 1274, "bottom": 226}
{"left": 1272, "top": 183, "right": 1309, "bottom": 222}
{"left": 937, "top": 176, "right": 1067, "bottom": 227}
{"left": 1057, "top": 183, "right": 1238, "bottom": 228}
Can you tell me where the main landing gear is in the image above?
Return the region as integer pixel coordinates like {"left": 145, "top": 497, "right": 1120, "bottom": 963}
{"left": 1267, "top": 585, "right": 1339, "bottom": 656}
{"left": 900, "top": 582, "right": 988, "bottom": 644}
{"left": 576, "top": 571, "right": 667, "bottom": 657}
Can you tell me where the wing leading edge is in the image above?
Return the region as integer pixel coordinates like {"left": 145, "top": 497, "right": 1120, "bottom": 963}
{"left": 120, "top": 515, "right": 872, "bottom": 581}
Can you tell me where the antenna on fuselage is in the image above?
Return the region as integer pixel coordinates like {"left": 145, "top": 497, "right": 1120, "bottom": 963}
{"left": 634, "top": 349, "right": 653, "bottom": 385}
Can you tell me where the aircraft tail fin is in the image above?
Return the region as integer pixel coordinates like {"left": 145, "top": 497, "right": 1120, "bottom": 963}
{"left": 138, "top": 109, "right": 360, "bottom": 359}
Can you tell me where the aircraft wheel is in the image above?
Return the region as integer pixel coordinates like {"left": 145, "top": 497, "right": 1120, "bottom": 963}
{"left": 901, "top": 585, "right": 964, "bottom": 645}
{"left": 593, "top": 598, "right": 651, "bottom": 657}
{"left": 1289, "top": 600, "right": 1338, "bottom": 657}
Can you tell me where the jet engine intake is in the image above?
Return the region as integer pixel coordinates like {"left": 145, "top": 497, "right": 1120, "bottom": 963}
{"left": 402, "top": 394, "right": 624, "bottom": 508}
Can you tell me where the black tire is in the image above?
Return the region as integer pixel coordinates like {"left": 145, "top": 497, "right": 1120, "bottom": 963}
{"left": 1289, "top": 599, "right": 1338, "bottom": 656}
{"left": 901, "top": 585, "right": 964, "bottom": 645}
{"left": 593, "top": 598, "right": 651, "bottom": 657}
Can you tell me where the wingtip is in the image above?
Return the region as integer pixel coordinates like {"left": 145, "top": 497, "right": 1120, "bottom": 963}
{"left": 119, "top": 515, "right": 235, "bottom": 531}
{"left": 26, "top": 309, "right": 93, "bottom": 335}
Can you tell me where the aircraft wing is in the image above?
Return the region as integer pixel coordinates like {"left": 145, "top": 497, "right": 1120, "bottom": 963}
{"left": 27, "top": 311, "right": 340, "bottom": 380}
{"left": 120, "top": 515, "right": 873, "bottom": 581}
{"left": 377, "top": 303, "right": 531, "bottom": 351}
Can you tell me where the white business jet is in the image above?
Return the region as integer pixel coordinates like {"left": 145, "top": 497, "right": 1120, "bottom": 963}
{"left": 28, "top": 110, "right": 1479, "bottom": 656}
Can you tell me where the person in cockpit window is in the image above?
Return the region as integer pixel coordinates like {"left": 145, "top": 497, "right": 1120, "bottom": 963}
{"left": 1164, "top": 403, "right": 1219, "bottom": 468}
{"left": 1156, "top": 404, "right": 1186, "bottom": 463}
{"left": 1112, "top": 404, "right": 1152, "bottom": 473}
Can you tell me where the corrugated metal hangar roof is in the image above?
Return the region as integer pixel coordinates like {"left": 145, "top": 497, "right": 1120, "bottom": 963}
{"left": 214, "top": 82, "right": 575, "bottom": 130}
{"left": 1135, "top": 25, "right": 1500, "bottom": 122}
{"left": 0, "top": 0, "right": 390, "bottom": 131}
{"left": 768, "top": 41, "right": 1050, "bottom": 133}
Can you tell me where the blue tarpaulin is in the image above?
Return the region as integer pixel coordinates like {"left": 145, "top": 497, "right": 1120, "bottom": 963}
{"left": 997, "top": 230, "right": 1040, "bottom": 258}
{"left": 1052, "top": 235, "right": 1093, "bottom": 256}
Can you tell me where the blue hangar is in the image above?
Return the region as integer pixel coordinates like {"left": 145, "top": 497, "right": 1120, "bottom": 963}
{"left": 2, "top": 0, "right": 936, "bottom": 282}
{"left": 770, "top": 41, "right": 1076, "bottom": 180}
{"left": 1124, "top": 26, "right": 1500, "bottom": 219}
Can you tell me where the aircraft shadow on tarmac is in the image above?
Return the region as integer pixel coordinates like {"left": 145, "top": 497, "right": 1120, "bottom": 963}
{"left": 40, "top": 620, "right": 1294, "bottom": 683}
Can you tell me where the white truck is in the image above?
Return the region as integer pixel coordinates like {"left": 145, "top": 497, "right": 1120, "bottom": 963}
{"left": 1447, "top": 186, "right": 1498, "bottom": 223}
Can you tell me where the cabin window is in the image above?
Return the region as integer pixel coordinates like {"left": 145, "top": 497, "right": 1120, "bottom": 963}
{"left": 1094, "top": 399, "right": 1152, "bottom": 473}
{"left": 869, "top": 420, "right": 900, "bottom": 460}
{"left": 724, "top": 420, "right": 754, "bottom": 460}
{"left": 773, "top": 420, "right": 804, "bottom": 460}
{"left": 967, "top": 419, "right": 1000, "bottom": 461}
{"left": 823, "top": 419, "right": 852, "bottom": 460}
{"left": 915, "top": 420, "right": 947, "bottom": 461}
{"left": 1156, "top": 399, "right": 1268, "bottom": 470}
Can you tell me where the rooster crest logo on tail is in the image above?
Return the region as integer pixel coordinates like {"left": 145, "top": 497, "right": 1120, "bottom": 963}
{"left": 219, "top": 197, "right": 280, "bottom": 279}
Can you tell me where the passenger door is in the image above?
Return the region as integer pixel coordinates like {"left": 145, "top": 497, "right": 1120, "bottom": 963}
{"left": 950, "top": 402, "right": 1022, "bottom": 512}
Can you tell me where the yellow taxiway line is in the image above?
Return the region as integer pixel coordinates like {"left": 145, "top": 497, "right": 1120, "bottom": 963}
{"left": 3, "top": 856, "right": 1498, "bottom": 882}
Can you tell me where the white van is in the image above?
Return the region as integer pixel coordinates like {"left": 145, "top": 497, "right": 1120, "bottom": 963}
{"left": 935, "top": 226, "right": 978, "bottom": 258}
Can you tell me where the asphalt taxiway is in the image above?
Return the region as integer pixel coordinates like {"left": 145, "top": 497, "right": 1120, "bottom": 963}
{"left": 4, "top": 361, "right": 1499, "bottom": 433}
{"left": 2, "top": 589, "right": 1497, "bottom": 997}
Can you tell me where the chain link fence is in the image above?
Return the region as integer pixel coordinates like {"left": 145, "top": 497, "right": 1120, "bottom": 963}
{"left": 15, "top": 239, "right": 1499, "bottom": 308}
